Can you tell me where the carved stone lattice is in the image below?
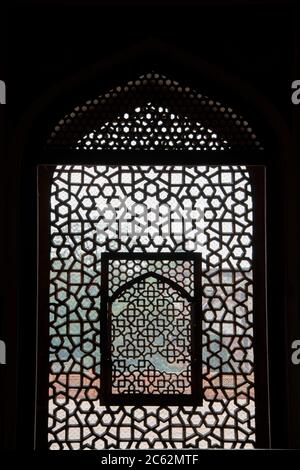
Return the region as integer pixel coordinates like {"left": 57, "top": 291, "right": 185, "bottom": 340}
{"left": 48, "top": 164, "right": 255, "bottom": 449}
{"left": 47, "top": 72, "right": 262, "bottom": 151}
{"left": 101, "top": 254, "right": 202, "bottom": 403}
{"left": 111, "top": 275, "right": 192, "bottom": 396}
{"left": 46, "top": 67, "right": 259, "bottom": 451}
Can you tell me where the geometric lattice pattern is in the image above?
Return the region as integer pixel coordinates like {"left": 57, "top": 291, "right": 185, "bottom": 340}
{"left": 108, "top": 258, "right": 195, "bottom": 297}
{"left": 105, "top": 256, "right": 200, "bottom": 398}
{"left": 48, "top": 164, "right": 255, "bottom": 449}
{"left": 111, "top": 277, "right": 192, "bottom": 396}
{"left": 47, "top": 72, "right": 263, "bottom": 151}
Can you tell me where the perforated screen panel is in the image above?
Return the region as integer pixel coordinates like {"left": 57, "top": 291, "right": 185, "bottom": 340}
{"left": 100, "top": 253, "right": 202, "bottom": 405}
{"left": 48, "top": 164, "right": 256, "bottom": 449}
{"left": 47, "top": 72, "right": 263, "bottom": 151}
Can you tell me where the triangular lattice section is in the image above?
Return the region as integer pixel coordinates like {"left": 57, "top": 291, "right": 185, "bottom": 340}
{"left": 47, "top": 72, "right": 263, "bottom": 150}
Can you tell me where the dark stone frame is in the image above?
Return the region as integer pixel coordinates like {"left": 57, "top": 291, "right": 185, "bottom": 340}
{"left": 5, "top": 18, "right": 295, "bottom": 448}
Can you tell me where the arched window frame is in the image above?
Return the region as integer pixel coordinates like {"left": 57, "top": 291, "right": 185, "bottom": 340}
{"left": 14, "top": 43, "right": 289, "bottom": 450}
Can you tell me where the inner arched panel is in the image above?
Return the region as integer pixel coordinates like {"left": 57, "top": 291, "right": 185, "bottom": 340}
{"left": 111, "top": 276, "right": 192, "bottom": 396}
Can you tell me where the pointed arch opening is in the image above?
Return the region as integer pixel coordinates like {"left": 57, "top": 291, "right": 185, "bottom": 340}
{"left": 36, "top": 67, "right": 268, "bottom": 449}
